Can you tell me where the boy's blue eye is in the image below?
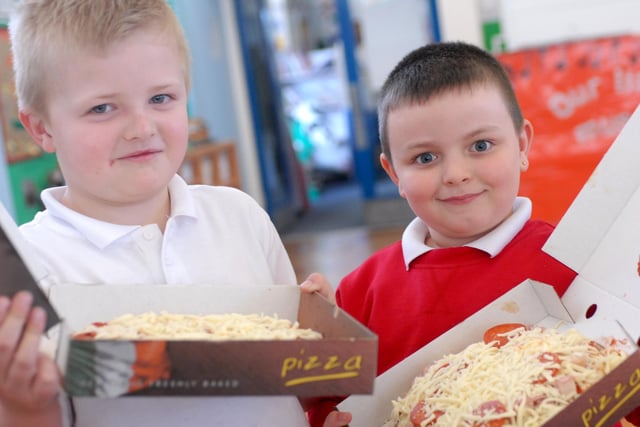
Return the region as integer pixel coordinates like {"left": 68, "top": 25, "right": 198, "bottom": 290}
{"left": 150, "top": 94, "right": 169, "bottom": 104}
{"left": 91, "top": 104, "right": 109, "bottom": 114}
{"left": 416, "top": 152, "right": 436, "bottom": 164}
{"left": 472, "top": 140, "right": 492, "bottom": 152}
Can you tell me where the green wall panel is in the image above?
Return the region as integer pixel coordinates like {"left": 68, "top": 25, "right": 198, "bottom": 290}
{"left": 8, "top": 153, "right": 59, "bottom": 225}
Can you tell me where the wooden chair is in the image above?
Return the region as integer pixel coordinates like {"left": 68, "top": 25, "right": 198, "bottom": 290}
{"left": 180, "top": 118, "right": 241, "bottom": 188}
{"left": 181, "top": 141, "right": 241, "bottom": 188}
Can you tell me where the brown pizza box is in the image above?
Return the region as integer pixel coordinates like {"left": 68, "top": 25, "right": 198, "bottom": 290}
{"left": 339, "top": 102, "right": 640, "bottom": 427}
{"left": 0, "top": 190, "right": 377, "bottom": 398}
{"left": 49, "top": 283, "right": 377, "bottom": 397}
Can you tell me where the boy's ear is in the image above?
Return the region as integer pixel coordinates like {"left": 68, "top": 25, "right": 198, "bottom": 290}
{"left": 380, "top": 153, "right": 399, "bottom": 184}
{"left": 519, "top": 119, "right": 534, "bottom": 170}
{"left": 19, "top": 110, "right": 55, "bottom": 153}
{"left": 380, "top": 152, "right": 407, "bottom": 198}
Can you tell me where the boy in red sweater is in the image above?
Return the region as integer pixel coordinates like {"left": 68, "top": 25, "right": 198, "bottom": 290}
{"left": 304, "top": 41, "right": 638, "bottom": 426}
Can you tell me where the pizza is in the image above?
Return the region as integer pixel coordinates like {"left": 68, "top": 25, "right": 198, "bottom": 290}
{"left": 73, "top": 311, "right": 323, "bottom": 341}
{"left": 386, "top": 323, "right": 628, "bottom": 427}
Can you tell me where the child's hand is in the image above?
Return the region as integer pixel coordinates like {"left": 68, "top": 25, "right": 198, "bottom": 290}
{"left": 323, "top": 409, "right": 352, "bottom": 427}
{"left": 0, "top": 292, "right": 62, "bottom": 424}
{"left": 299, "top": 273, "right": 336, "bottom": 304}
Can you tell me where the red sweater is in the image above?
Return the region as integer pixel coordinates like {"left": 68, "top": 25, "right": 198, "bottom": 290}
{"left": 307, "top": 220, "right": 577, "bottom": 426}
{"left": 337, "top": 219, "right": 576, "bottom": 375}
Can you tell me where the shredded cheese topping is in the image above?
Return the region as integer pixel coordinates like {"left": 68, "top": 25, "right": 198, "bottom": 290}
{"left": 74, "top": 311, "right": 323, "bottom": 341}
{"left": 386, "top": 327, "right": 627, "bottom": 427}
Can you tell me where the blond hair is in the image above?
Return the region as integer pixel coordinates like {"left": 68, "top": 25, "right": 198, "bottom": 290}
{"left": 9, "top": 0, "right": 191, "bottom": 115}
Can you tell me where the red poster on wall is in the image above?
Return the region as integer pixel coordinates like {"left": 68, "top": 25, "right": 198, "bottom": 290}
{"left": 497, "top": 35, "right": 640, "bottom": 225}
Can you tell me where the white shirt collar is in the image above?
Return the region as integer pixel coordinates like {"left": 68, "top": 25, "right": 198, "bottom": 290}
{"left": 401, "top": 196, "right": 532, "bottom": 270}
{"left": 39, "top": 175, "right": 197, "bottom": 249}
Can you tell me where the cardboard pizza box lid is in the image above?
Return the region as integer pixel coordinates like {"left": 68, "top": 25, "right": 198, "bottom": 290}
{"left": 544, "top": 102, "right": 640, "bottom": 341}
{"left": 0, "top": 202, "right": 59, "bottom": 330}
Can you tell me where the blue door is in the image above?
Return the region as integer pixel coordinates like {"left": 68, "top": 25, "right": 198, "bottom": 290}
{"left": 234, "top": 0, "right": 307, "bottom": 229}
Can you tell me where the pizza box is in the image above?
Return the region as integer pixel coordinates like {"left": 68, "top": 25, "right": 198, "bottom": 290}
{"left": 0, "top": 202, "right": 377, "bottom": 398}
{"left": 47, "top": 283, "right": 377, "bottom": 397}
{"left": 339, "top": 102, "right": 640, "bottom": 427}
{"left": 0, "top": 201, "right": 59, "bottom": 330}
{"left": 340, "top": 279, "right": 639, "bottom": 426}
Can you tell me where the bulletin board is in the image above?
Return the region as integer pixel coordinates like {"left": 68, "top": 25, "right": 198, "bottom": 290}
{"left": 0, "top": 27, "right": 42, "bottom": 163}
{"left": 498, "top": 35, "right": 640, "bottom": 225}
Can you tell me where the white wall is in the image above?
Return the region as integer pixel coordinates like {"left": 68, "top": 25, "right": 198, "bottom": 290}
{"left": 500, "top": 0, "right": 640, "bottom": 50}
{"left": 173, "top": 0, "right": 265, "bottom": 206}
{"left": 436, "top": 0, "right": 484, "bottom": 47}
{"left": 429, "top": 0, "right": 640, "bottom": 53}
{"left": 351, "top": 0, "right": 434, "bottom": 94}
{"left": 219, "top": 2, "right": 265, "bottom": 206}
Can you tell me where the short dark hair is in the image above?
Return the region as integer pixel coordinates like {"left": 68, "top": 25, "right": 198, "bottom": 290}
{"left": 377, "top": 41, "right": 523, "bottom": 161}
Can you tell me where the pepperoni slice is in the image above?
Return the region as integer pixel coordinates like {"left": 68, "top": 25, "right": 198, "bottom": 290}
{"left": 72, "top": 321, "right": 107, "bottom": 339}
{"left": 410, "top": 401, "right": 444, "bottom": 427}
{"left": 410, "top": 400, "right": 426, "bottom": 426}
{"left": 72, "top": 331, "right": 97, "bottom": 340}
{"left": 483, "top": 323, "right": 527, "bottom": 348}
{"left": 472, "top": 400, "right": 508, "bottom": 427}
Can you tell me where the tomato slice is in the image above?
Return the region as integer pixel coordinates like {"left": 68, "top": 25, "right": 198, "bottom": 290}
{"left": 483, "top": 323, "right": 527, "bottom": 348}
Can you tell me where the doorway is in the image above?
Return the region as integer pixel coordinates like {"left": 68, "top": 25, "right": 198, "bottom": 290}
{"left": 235, "top": 0, "right": 431, "bottom": 234}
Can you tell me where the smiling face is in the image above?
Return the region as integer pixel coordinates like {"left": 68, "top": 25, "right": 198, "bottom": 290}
{"left": 381, "top": 84, "right": 533, "bottom": 248}
{"left": 20, "top": 26, "right": 189, "bottom": 223}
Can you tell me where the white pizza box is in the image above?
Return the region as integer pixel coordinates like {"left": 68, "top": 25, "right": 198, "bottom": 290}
{"left": 340, "top": 280, "right": 638, "bottom": 426}
{"left": 339, "top": 102, "right": 640, "bottom": 426}
{"left": 48, "top": 283, "right": 377, "bottom": 397}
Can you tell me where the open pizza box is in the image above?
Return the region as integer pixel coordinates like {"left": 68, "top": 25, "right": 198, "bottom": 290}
{"left": 0, "top": 204, "right": 377, "bottom": 398}
{"left": 339, "top": 103, "right": 640, "bottom": 427}
{"left": 50, "top": 284, "right": 377, "bottom": 397}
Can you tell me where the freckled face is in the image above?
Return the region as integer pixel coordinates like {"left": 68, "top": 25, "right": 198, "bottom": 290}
{"left": 381, "top": 85, "right": 532, "bottom": 248}
{"left": 31, "top": 28, "right": 189, "bottom": 217}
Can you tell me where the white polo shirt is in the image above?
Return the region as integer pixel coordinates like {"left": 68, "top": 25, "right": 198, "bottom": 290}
{"left": 21, "top": 175, "right": 296, "bottom": 289}
{"left": 20, "top": 175, "right": 308, "bottom": 427}
{"left": 401, "top": 197, "right": 532, "bottom": 269}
